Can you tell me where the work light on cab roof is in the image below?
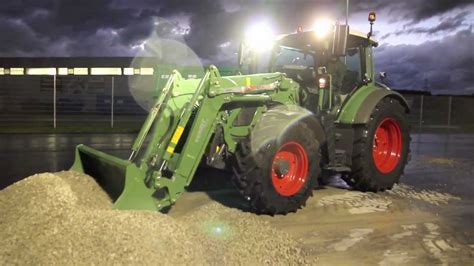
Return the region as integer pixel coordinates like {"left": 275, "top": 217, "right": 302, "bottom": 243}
{"left": 244, "top": 22, "right": 275, "bottom": 52}
{"left": 312, "top": 18, "right": 333, "bottom": 39}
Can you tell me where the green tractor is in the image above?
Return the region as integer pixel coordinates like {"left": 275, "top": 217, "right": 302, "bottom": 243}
{"left": 71, "top": 13, "right": 410, "bottom": 214}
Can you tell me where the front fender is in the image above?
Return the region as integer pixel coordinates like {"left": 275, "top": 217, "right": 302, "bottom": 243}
{"left": 336, "top": 83, "right": 409, "bottom": 124}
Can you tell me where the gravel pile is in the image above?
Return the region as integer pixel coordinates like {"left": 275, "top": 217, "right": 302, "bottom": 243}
{"left": 0, "top": 171, "right": 307, "bottom": 265}
{"left": 181, "top": 202, "right": 309, "bottom": 265}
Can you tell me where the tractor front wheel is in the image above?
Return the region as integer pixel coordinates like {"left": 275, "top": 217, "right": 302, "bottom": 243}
{"left": 345, "top": 97, "right": 410, "bottom": 191}
{"left": 232, "top": 118, "right": 320, "bottom": 215}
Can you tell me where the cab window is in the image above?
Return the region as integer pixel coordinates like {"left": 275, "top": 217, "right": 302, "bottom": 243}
{"left": 342, "top": 47, "right": 362, "bottom": 93}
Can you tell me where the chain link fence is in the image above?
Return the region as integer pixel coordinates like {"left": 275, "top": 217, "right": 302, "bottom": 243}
{"left": 1, "top": 73, "right": 473, "bottom": 133}
{"left": 404, "top": 94, "right": 474, "bottom": 133}
{"left": 0, "top": 74, "right": 149, "bottom": 133}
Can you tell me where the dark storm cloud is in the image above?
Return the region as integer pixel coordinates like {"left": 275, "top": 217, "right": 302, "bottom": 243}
{"left": 375, "top": 29, "right": 474, "bottom": 94}
{"left": 0, "top": 17, "right": 45, "bottom": 56}
{"left": 381, "top": 11, "right": 470, "bottom": 39}
{"left": 0, "top": 1, "right": 54, "bottom": 18}
{"left": 157, "top": 0, "right": 224, "bottom": 15}
{"left": 1, "top": 0, "right": 471, "bottom": 57}
{"left": 405, "top": 0, "right": 473, "bottom": 22}
{"left": 353, "top": 0, "right": 473, "bottom": 22}
{"left": 182, "top": 0, "right": 357, "bottom": 61}
{"left": 0, "top": 0, "right": 158, "bottom": 56}
{"left": 151, "top": 0, "right": 342, "bottom": 60}
{"left": 162, "top": 0, "right": 244, "bottom": 60}
{"left": 0, "top": 0, "right": 472, "bottom": 93}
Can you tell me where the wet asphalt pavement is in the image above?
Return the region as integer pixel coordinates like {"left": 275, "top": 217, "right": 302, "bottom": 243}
{"left": 1, "top": 132, "right": 473, "bottom": 264}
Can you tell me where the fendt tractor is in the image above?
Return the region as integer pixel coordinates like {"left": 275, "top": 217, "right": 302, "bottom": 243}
{"left": 72, "top": 12, "right": 410, "bottom": 214}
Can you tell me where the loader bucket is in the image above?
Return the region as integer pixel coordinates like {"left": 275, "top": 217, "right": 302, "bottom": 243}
{"left": 70, "top": 144, "right": 159, "bottom": 211}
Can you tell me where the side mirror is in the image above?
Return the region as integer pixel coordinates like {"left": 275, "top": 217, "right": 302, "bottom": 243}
{"left": 332, "top": 23, "right": 349, "bottom": 57}
{"left": 379, "top": 72, "right": 387, "bottom": 83}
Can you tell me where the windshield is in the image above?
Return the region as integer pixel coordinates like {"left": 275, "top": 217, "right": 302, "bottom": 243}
{"left": 272, "top": 47, "right": 316, "bottom": 71}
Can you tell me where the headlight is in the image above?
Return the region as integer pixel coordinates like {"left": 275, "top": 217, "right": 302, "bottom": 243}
{"left": 312, "top": 18, "right": 333, "bottom": 39}
{"left": 244, "top": 22, "right": 275, "bottom": 52}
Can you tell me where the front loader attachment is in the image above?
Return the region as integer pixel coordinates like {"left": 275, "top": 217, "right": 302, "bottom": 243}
{"left": 68, "top": 68, "right": 214, "bottom": 211}
{"left": 71, "top": 144, "right": 159, "bottom": 211}
{"left": 68, "top": 66, "right": 284, "bottom": 212}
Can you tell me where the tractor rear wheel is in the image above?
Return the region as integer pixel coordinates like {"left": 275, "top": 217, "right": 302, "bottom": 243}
{"left": 232, "top": 115, "right": 321, "bottom": 215}
{"left": 345, "top": 97, "right": 410, "bottom": 191}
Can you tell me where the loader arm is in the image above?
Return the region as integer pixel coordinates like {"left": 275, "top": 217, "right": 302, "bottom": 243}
{"left": 71, "top": 65, "right": 299, "bottom": 211}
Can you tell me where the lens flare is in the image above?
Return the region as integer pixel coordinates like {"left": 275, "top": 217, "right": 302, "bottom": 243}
{"left": 128, "top": 17, "right": 204, "bottom": 111}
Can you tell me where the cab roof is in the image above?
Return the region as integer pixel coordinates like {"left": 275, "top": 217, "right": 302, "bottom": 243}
{"left": 275, "top": 28, "right": 378, "bottom": 50}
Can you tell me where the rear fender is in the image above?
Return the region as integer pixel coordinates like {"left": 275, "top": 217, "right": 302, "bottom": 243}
{"left": 336, "top": 83, "right": 409, "bottom": 124}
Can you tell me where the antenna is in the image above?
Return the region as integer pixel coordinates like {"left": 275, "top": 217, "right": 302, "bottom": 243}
{"left": 344, "top": 0, "right": 349, "bottom": 64}
{"left": 346, "top": 0, "right": 349, "bottom": 26}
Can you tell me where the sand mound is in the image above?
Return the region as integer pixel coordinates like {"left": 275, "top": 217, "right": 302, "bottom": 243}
{"left": 0, "top": 171, "right": 307, "bottom": 265}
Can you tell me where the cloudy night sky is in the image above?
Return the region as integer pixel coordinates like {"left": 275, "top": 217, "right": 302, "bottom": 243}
{"left": 0, "top": 0, "right": 472, "bottom": 94}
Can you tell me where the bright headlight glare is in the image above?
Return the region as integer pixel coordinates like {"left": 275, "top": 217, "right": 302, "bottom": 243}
{"left": 245, "top": 22, "right": 275, "bottom": 52}
{"left": 313, "top": 18, "right": 333, "bottom": 39}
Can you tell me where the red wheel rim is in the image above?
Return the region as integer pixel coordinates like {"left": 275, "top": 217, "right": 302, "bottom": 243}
{"left": 271, "top": 141, "right": 309, "bottom": 196}
{"left": 372, "top": 118, "right": 402, "bottom": 173}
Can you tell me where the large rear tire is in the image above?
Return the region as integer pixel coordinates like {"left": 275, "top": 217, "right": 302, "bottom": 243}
{"left": 232, "top": 113, "right": 321, "bottom": 215}
{"left": 344, "top": 97, "right": 410, "bottom": 191}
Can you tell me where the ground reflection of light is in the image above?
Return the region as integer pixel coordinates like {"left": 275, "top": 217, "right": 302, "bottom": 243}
{"left": 200, "top": 219, "right": 234, "bottom": 240}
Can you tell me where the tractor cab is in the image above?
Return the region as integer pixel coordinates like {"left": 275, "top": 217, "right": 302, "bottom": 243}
{"left": 269, "top": 28, "right": 378, "bottom": 113}
{"left": 239, "top": 15, "right": 379, "bottom": 114}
